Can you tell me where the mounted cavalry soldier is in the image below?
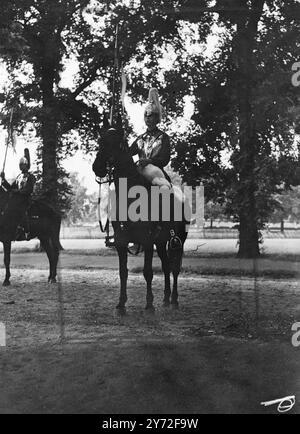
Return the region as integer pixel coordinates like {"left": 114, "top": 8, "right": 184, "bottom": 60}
{"left": 92, "top": 88, "right": 189, "bottom": 311}
{"left": 0, "top": 148, "right": 61, "bottom": 286}
{"left": 1, "top": 156, "right": 35, "bottom": 197}
{"left": 0, "top": 150, "right": 36, "bottom": 240}
{"left": 130, "top": 88, "right": 171, "bottom": 189}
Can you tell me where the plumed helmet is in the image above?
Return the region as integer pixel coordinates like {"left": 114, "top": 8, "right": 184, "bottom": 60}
{"left": 144, "top": 88, "right": 164, "bottom": 122}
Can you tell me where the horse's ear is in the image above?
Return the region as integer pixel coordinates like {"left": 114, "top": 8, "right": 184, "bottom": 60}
{"left": 103, "top": 113, "right": 110, "bottom": 131}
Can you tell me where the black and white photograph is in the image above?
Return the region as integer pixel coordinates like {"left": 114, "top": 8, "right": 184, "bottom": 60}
{"left": 0, "top": 0, "right": 300, "bottom": 417}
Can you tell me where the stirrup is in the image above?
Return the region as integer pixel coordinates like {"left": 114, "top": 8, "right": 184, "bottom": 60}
{"left": 128, "top": 243, "right": 143, "bottom": 256}
{"left": 168, "top": 229, "right": 182, "bottom": 251}
{"left": 105, "top": 235, "right": 115, "bottom": 248}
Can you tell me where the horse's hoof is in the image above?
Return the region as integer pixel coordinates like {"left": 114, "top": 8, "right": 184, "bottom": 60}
{"left": 116, "top": 305, "right": 126, "bottom": 315}
{"left": 48, "top": 278, "right": 57, "bottom": 284}
{"left": 163, "top": 300, "right": 170, "bottom": 308}
{"left": 171, "top": 302, "right": 179, "bottom": 310}
{"left": 3, "top": 280, "right": 10, "bottom": 287}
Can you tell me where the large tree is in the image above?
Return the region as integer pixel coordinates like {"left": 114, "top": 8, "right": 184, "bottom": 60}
{"left": 0, "top": 0, "right": 183, "bottom": 209}
{"left": 161, "top": 0, "right": 300, "bottom": 257}
{"left": 0, "top": 0, "right": 93, "bottom": 208}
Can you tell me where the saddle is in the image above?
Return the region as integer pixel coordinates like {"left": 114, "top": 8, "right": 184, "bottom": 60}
{"left": 6, "top": 199, "right": 51, "bottom": 242}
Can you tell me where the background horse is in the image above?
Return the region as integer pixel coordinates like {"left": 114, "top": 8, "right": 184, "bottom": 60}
{"left": 93, "top": 118, "right": 190, "bottom": 313}
{"left": 0, "top": 187, "right": 61, "bottom": 286}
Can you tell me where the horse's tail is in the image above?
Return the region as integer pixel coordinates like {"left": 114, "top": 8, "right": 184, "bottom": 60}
{"left": 54, "top": 217, "right": 63, "bottom": 251}
{"left": 49, "top": 208, "right": 63, "bottom": 251}
{"left": 32, "top": 199, "right": 63, "bottom": 251}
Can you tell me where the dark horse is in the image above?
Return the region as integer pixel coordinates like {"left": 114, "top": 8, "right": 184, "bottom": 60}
{"left": 93, "top": 118, "right": 190, "bottom": 312}
{"left": 0, "top": 187, "right": 61, "bottom": 286}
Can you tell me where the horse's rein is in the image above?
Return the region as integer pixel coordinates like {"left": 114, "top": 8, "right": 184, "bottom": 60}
{"left": 95, "top": 161, "right": 140, "bottom": 186}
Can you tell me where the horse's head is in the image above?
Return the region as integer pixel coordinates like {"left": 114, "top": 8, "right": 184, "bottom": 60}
{"left": 93, "top": 114, "right": 129, "bottom": 179}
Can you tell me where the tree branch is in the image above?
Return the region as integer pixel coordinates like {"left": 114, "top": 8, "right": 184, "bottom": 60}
{"left": 248, "top": 0, "right": 265, "bottom": 31}
{"left": 72, "top": 67, "right": 107, "bottom": 99}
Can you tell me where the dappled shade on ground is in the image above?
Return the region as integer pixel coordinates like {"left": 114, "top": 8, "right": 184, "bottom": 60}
{"left": 0, "top": 269, "right": 300, "bottom": 413}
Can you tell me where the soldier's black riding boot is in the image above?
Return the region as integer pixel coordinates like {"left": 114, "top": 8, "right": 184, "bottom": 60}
{"left": 15, "top": 226, "right": 26, "bottom": 241}
{"left": 15, "top": 212, "right": 31, "bottom": 241}
{"left": 24, "top": 211, "right": 31, "bottom": 240}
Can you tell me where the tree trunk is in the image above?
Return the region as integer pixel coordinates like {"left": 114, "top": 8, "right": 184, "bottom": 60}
{"left": 40, "top": 66, "right": 58, "bottom": 209}
{"left": 210, "top": 218, "right": 213, "bottom": 229}
{"left": 238, "top": 212, "right": 260, "bottom": 258}
{"left": 235, "top": 1, "right": 265, "bottom": 259}
{"left": 281, "top": 219, "right": 284, "bottom": 233}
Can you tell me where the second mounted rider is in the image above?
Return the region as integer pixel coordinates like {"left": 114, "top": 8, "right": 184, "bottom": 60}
{"left": 0, "top": 151, "right": 36, "bottom": 240}
{"left": 1, "top": 157, "right": 35, "bottom": 197}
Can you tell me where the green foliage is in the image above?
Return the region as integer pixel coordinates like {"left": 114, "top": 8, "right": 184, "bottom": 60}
{"left": 160, "top": 0, "right": 300, "bottom": 256}
{"left": 271, "top": 186, "right": 300, "bottom": 224}
{"left": 205, "top": 200, "right": 227, "bottom": 228}
{"left": 60, "top": 172, "right": 99, "bottom": 224}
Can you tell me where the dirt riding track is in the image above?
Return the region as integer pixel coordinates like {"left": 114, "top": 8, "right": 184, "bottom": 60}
{"left": 1, "top": 258, "right": 300, "bottom": 414}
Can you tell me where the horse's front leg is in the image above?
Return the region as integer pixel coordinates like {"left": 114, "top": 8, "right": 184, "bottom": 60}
{"left": 170, "top": 250, "right": 183, "bottom": 309}
{"left": 172, "top": 273, "right": 179, "bottom": 309}
{"left": 49, "top": 235, "right": 59, "bottom": 284}
{"left": 156, "top": 243, "right": 171, "bottom": 307}
{"left": 116, "top": 245, "right": 128, "bottom": 312}
{"left": 144, "top": 246, "right": 154, "bottom": 311}
{"left": 168, "top": 242, "right": 184, "bottom": 309}
{"left": 40, "top": 237, "right": 55, "bottom": 284}
{"left": 3, "top": 241, "right": 11, "bottom": 287}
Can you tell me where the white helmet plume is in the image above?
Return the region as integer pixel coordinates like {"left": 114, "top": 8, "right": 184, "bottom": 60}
{"left": 144, "top": 88, "right": 164, "bottom": 122}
